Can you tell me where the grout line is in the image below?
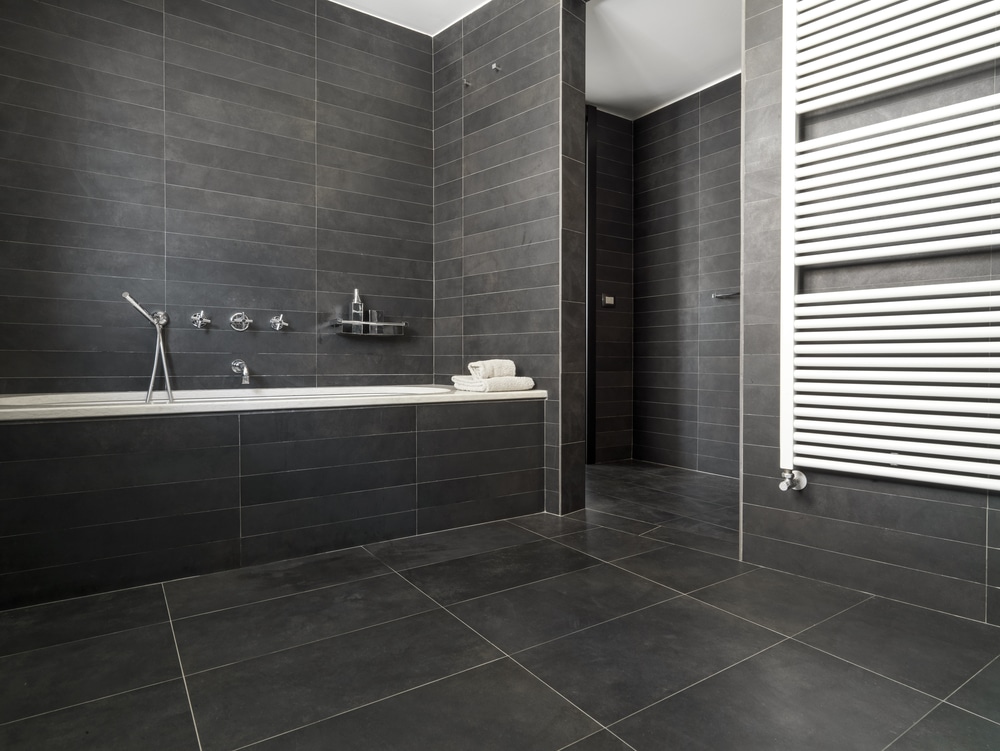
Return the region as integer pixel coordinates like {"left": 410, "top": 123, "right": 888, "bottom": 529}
{"left": 161, "top": 583, "right": 204, "bottom": 751}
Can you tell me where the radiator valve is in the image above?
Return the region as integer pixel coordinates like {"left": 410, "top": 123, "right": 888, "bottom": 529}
{"left": 778, "top": 469, "right": 807, "bottom": 492}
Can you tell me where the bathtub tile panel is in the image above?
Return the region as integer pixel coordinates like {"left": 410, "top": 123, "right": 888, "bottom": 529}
{"left": 1, "top": 446, "right": 239, "bottom": 500}
{"left": 0, "top": 478, "right": 238, "bottom": 537}
{"left": 418, "top": 490, "right": 545, "bottom": 533}
{"left": 0, "top": 509, "right": 240, "bottom": 572}
{"left": 418, "top": 445, "right": 543, "bottom": 483}
{"left": 240, "top": 458, "right": 416, "bottom": 507}
{"left": 240, "top": 510, "right": 417, "bottom": 565}
{"left": 417, "top": 468, "right": 545, "bottom": 509}
{"left": 0, "top": 539, "right": 240, "bottom": 610}
{"left": 241, "top": 485, "right": 416, "bottom": 536}
{"left": 240, "top": 406, "right": 415, "bottom": 444}
{"left": 242, "top": 432, "right": 416, "bottom": 475}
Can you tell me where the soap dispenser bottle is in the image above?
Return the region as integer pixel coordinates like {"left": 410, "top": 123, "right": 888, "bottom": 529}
{"left": 350, "top": 289, "right": 365, "bottom": 333}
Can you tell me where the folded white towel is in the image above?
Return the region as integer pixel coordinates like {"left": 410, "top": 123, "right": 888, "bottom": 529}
{"left": 467, "top": 359, "right": 516, "bottom": 379}
{"left": 451, "top": 375, "right": 535, "bottom": 392}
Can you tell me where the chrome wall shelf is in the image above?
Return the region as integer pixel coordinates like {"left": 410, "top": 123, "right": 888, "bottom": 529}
{"left": 332, "top": 319, "right": 407, "bottom": 336}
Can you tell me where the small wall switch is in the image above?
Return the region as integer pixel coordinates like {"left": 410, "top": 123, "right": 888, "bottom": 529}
{"left": 601, "top": 294, "right": 615, "bottom": 308}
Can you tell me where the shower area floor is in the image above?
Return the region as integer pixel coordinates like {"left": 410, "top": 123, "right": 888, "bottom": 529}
{"left": 3, "top": 463, "right": 999, "bottom": 750}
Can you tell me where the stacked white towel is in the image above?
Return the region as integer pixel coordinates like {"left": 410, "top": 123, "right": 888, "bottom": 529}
{"left": 452, "top": 360, "right": 534, "bottom": 392}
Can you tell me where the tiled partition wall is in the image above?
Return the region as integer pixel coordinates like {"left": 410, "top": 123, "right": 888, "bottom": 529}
{"left": 0, "top": 398, "right": 544, "bottom": 609}
{"left": 741, "top": 0, "right": 1000, "bottom": 624}
{"left": 432, "top": 0, "right": 587, "bottom": 514}
{"left": 588, "top": 108, "right": 634, "bottom": 463}
{"left": 632, "top": 76, "right": 742, "bottom": 478}
{"left": 0, "top": 0, "right": 430, "bottom": 393}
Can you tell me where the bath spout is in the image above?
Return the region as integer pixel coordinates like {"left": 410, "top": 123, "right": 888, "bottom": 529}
{"left": 232, "top": 359, "right": 249, "bottom": 385}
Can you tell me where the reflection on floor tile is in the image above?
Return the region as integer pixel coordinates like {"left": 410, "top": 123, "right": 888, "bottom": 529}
{"left": 612, "top": 639, "right": 937, "bottom": 751}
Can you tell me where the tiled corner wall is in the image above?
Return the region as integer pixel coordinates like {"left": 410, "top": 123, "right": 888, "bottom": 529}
{"left": 432, "top": 0, "right": 587, "bottom": 514}
{"left": 0, "top": 0, "right": 434, "bottom": 393}
{"left": 741, "top": 0, "right": 1000, "bottom": 625}
{"left": 588, "top": 108, "right": 634, "bottom": 463}
{"left": 0, "top": 397, "right": 544, "bottom": 609}
{"left": 631, "top": 76, "right": 742, "bottom": 478}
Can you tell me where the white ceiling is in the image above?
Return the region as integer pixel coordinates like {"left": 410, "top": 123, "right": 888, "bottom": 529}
{"left": 332, "top": 0, "right": 742, "bottom": 121}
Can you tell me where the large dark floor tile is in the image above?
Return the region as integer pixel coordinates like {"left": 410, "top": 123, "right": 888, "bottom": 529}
{"left": 164, "top": 546, "right": 390, "bottom": 618}
{"left": 0, "top": 680, "right": 198, "bottom": 751}
{"left": 797, "top": 597, "right": 1000, "bottom": 698}
{"left": 0, "top": 585, "right": 167, "bottom": 657}
{"left": 554, "top": 526, "right": 666, "bottom": 562}
{"left": 612, "top": 639, "right": 937, "bottom": 751}
{"left": 0, "top": 623, "right": 181, "bottom": 724}
{"left": 364, "top": 520, "right": 541, "bottom": 570}
{"left": 948, "top": 655, "right": 1000, "bottom": 723}
{"left": 186, "top": 609, "right": 500, "bottom": 751}
{"left": 449, "top": 563, "right": 677, "bottom": 653}
{"left": 562, "top": 731, "right": 635, "bottom": 750}
{"left": 890, "top": 703, "right": 1000, "bottom": 750}
{"left": 615, "top": 543, "right": 755, "bottom": 593}
{"left": 566, "top": 508, "right": 657, "bottom": 535}
{"left": 585, "top": 494, "right": 685, "bottom": 525}
{"left": 173, "top": 573, "right": 436, "bottom": 672}
{"left": 247, "top": 658, "right": 599, "bottom": 751}
{"left": 515, "top": 597, "right": 782, "bottom": 725}
{"left": 509, "top": 512, "right": 592, "bottom": 537}
{"left": 691, "top": 568, "right": 870, "bottom": 635}
{"left": 399, "top": 539, "right": 600, "bottom": 605}
{"left": 644, "top": 519, "right": 740, "bottom": 558}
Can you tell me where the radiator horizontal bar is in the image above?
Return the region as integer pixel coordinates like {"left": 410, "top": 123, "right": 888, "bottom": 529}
{"left": 796, "top": 141, "right": 1000, "bottom": 193}
{"left": 795, "top": 309, "right": 1000, "bottom": 329}
{"left": 795, "top": 342, "right": 1000, "bottom": 354}
{"left": 796, "top": 219, "right": 1000, "bottom": 255}
{"left": 796, "top": 98, "right": 1000, "bottom": 167}
{"left": 797, "top": 93, "right": 1000, "bottom": 155}
{"left": 795, "top": 325, "right": 996, "bottom": 342}
{"left": 798, "top": 28, "right": 1000, "bottom": 104}
{"left": 794, "top": 236, "right": 1000, "bottom": 266}
{"left": 793, "top": 457, "right": 1000, "bottom": 493}
{"left": 797, "top": 155, "right": 1000, "bottom": 204}
{"left": 795, "top": 295, "right": 998, "bottom": 318}
{"left": 795, "top": 203, "right": 1000, "bottom": 242}
{"left": 797, "top": 47, "right": 1000, "bottom": 114}
{"left": 797, "top": 0, "right": 906, "bottom": 40}
{"left": 794, "top": 279, "right": 1000, "bottom": 305}
{"left": 796, "top": 186, "right": 1000, "bottom": 228}
{"left": 795, "top": 369, "right": 999, "bottom": 385}
{"left": 794, "top": 356, "right": 998, "bottom": 369}
{"left": 795, "top": 394, "right": 1000, "bottom": 420}
{"left": 794, "top": 419, "right": 995, "bottom": 447}
{"left": 794, "top": 444, "right": 999, "bottom": 478}
{"left": 795, "top": 382, "right": 998, "bottom": 399}
{"left": 794, "top": 404, "right": 998, "bottom": 429}
{"left": 797, "top": 0, "right": 992, "bottom": 77}
{"left": 796, "top": 124, "right": 1000, "bottom": 181}
{"left": 797, "top": 0, "right": 942, "bottom": 54}
{"left": 796, "top": 174, "right": 1000, "bottom": 218}
{"left": 795, "top": 431, "right": 1000, "bottom": 462}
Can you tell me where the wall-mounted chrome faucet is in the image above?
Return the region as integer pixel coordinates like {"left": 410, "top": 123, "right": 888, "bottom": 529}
{"left": 269, "top": 314, "right": 289, "bottom": 331}
{"left": 191, "top": 310, "right": 211, "bottom": 329}
{"left": 231, "top": 359, "right": 249, "bottom": 385}
{"left": 230, "top": 312, "right": 252, "bottom": 331}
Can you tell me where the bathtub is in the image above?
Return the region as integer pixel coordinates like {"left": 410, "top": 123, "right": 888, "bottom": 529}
{"left": 0, "top": 384, "right": 546, "bottom": 421}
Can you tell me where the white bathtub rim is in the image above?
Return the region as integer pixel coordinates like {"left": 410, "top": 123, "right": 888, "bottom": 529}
{"left": 0, "top": 385, "right": 548, "bottom": 421}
